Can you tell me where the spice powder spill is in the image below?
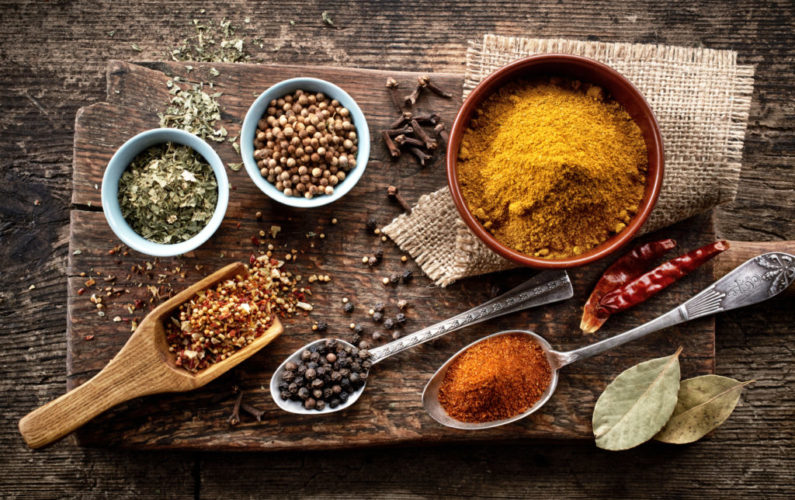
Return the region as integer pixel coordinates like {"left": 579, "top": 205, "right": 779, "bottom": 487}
{"left": 458, "top": 77, "right": 648, "bottom": 259}
{"left": 438, "top": 333, "right": 552, "bottom": 423}
{"left": 165, "top": 255, "right": 304, "bottom": 373}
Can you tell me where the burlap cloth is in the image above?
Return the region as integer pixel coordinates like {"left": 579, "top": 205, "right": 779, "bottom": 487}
{"left": 383, "top": 35, "right": 755, "bottom": 286}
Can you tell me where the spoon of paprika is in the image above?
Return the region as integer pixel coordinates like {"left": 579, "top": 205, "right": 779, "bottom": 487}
{"left": 423, "top": 252, "right": 794, "bottom": 429}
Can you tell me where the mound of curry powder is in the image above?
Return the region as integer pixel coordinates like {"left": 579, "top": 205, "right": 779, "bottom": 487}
{"left": 457, "top": 78, "right": 648, "bottom": 259}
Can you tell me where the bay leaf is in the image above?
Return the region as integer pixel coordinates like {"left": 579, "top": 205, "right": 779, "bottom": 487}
{"left": 654, "top": 375, "right": 752, "bottom": 444}
{"left": 593, "top": 348, "right": 682, "bottom": 451}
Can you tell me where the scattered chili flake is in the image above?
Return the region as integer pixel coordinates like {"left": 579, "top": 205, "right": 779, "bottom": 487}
{"left": 84, "top": 335, "right": 95, "bottom": 341}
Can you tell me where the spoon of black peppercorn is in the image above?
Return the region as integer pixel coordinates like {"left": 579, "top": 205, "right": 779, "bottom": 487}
{"left": 270, "top": 270, "right": 574, "bottom": 414}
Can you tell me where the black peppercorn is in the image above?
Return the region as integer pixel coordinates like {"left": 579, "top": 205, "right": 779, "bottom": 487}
{"left": 315, "top": 321, "right": 328, "bottom": 332}
{"left": 305, "top": 368, "right": 317, "bottom": 380}
{"left": 401, "top": 270, "right": 413, "bottom": 283}
{"left": 298, "top": 387, "right": 310, "bottom": 400}
{"left": 383, "top": 318, "right": 395, "bottom": 330}
{"left": 316, "top": 400, "right": 326, "bottom": 410}
{"left": 339, "top": 391, "right": 349, "bottom": 402}
{"left": 389, "top": 273, "right": 400, "bottom": 285}
{"left": 374, "top": 302, "right": 385, "bottom": 313}
{"left": 326, "top": 352, "right": 337, "bottom": 363}
{"left": 353, "top": 324, "right": 364, "bottom": 335}
{"left": 365, "top": 217, "right": 377, "bottom": 231}
{"left": 280, "top": 390, "right": 290, "bottom": 400}
{"left": 343, "top": 302, "right": 354, "bottom": 313}
{"left": 285, "top": 361, "right": 298, "bottom": 371}
{"left": 288, "top": 382, "right": 298, "bottom": 394}
{"left": 309, "top": 351, "right": 320, "bottom": 362}
{"left": 278, "top": 381, "right": 289, "bottom": 391}
{"left": 330, "top": 398, "right": 341, "bottom": 408}
{"left": 395, "top": 313, "right": 407, "bottom": 325}
{"left": 323, "top": 387, "right": 334, "bottom": 399}
{"left": 293, "top": 376, "right": 305, "bottom": 387}
{"left": 374, "top": 249, "right": 384, "bottom": 262}
{"left": 301, "top": 349, "right": 311, "bottom": 361}
{"left": 304, "top": 398, "right": 316, "bottom": 410}
{"left": 350, "top": 372, "right": 361, "bottom": 385}
{"left": 332, "top": 384, "right": 342, "bottom": 394}
{"left": 313, "top": 389, "right": 323, "bottom": 399}
{"left": 351, "top": 333, "right": 361, "bottom": 345}
{"left": 358, "top": 340, "right": 371, "bottom": 350}
{"left": 311, "top": 378, "right": 324, "bottom": 389}
{"left": 281, "top": 370, "right": 295, "bottom": 382}
{"left": 372, "top": 311, "right": 383, "bottom": 323}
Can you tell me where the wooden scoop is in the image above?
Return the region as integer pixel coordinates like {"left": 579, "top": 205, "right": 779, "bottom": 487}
{"left": 18, "top": 262, "right": 283, "bottom": 449}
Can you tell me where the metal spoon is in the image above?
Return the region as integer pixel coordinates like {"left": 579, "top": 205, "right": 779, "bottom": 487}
{"left": 270, "top": 270, "right": 574, "bottom": 414}
{"left": 424, "top": 252, "right": 794, "bottom": 430}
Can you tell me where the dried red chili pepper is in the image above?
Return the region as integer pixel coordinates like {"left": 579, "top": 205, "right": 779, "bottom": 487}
{"left": 581, "top": 239, "right": 677, "bottom": 333}
{"left": 598, "top": 240, "right": 729, "bottom": 315}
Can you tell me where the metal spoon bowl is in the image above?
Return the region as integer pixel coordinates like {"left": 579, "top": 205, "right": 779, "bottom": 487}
{"left": 423, "top": 330, "right": 562, "bottom": 430}
{"left": 270, "top": 338, "right": 364, "bottom": 414}
{"left": 422, "top": 252, "right": 793, "bottom": 429}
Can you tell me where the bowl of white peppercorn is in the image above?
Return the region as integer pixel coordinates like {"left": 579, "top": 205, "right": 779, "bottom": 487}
{"left": 241, "top": 77, "right": 370, "bottom": 208}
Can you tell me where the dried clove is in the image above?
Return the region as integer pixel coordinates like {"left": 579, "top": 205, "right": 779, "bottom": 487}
{"left": 227, "top": 391, "right": 243, "bottom": 426}
{"left": 412, "top": 112, "right": 442, "bottom": 125}
{"left": 419, "top": 75, "right": 453, "bottom": 99}
{"left": 404, "top": 78, "right": 424, "bottom": 107}
{"left": 384, "top": 125, "right": 414, "bottom": 137}
{"left": 387, "top": 185, "right": 412, "bottom": 213}
{"left": 409, "top": 147, "right": 432, "bottom": 167}
{"left": 434, "top": 122, "right": 449, "bottom": 144}
{"left": 410, "top": 119, "right": 437, "bottom": 150}
{"left": 240, "top": 402, "right": 265, "bottom": 422}
{"left": 382, "top": 130, "right": 400, "bottom": 158}
{"left": 394, "top": 134, "right": 425, "bottom": 149}
{"left": 390, "top": 111, "right": 413, "bottom": 129}
{"left": 385, "top": 78, "right": 404, "bottom": 113}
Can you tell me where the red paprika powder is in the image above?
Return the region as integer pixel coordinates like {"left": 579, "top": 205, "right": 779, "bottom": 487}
{"left": 438, "top": 333, "right": 552, "bottom": 423}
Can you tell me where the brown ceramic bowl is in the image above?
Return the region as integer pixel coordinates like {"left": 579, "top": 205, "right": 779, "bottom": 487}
{"left": 446, "top": 54, "right": 664, "bottom": 269}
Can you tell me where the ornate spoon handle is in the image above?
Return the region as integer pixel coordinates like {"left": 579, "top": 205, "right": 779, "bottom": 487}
{"left": 557, "top": 252, "right": 794, "bottom": 367}
{"left": 369, "top": 270, "right": 574, "bottom": 364}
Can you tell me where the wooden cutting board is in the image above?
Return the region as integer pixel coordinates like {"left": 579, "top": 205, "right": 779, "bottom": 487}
{"left": 67, "top": 60, "right": 715, "bottom": 451}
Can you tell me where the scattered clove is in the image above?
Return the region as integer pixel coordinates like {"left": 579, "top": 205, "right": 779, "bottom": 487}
{"left": 382, "top": 130, "right": 400, "bottom": 158}
{"left": 434, "top": 122, "right": 449, "bottom": 144}
{"left": 409, "top": 147, "right": 432, "bottom": 167}
{"left": 394, "top": 134, "right": 425, "bottom": 149}
{"left": 390, "top": 111, "right": 413, "bottom": 129}
{"left": 404, "top": 78, "right": 424, "bottom": 107}
{"left": 385, "top": 78, "right": 403, "bottom": 113}
{"left": 410, "top": 119, "right": 437, "bottom": 150}
{"left": 387, "top": 185, "right": 412, "bottom": 213}
{"left": 227, "top": 391, "right": 243, "bottom": 426}
{"left": 419, "top": 75, "right": 453, "bottom": 99}
{"left": 240, "top": 402, "right": 265, "bottom": 422}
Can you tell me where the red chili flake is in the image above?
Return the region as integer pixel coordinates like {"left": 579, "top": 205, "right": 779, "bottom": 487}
{"left": 77, "top": 288, "right": 86, "bottom": 296}
{"left": 251, "top": 236, "right": 260, "bottom": 246}
{"left": 84, "top": 335, "right": 95, "bottom": 341}
{"left": 236, "top": 222, "right": 242, "bottom": 229}
{"left": 134, "top": 299, "right": 144, "bottom": 310}
{"left": 250, "top": 254, "right": 257, "bottom": 265}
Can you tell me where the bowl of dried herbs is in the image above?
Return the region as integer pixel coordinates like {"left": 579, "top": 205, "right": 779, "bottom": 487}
{"left": 101, "top": 128, "right": 229, "bottom": 257}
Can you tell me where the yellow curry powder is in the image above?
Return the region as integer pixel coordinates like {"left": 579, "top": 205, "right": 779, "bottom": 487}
{"left": 458, "top": 78, "right": 648, "bottom": 259}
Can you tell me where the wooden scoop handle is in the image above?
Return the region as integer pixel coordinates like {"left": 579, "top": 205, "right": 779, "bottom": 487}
{"left": 18, "top": 337, "right": 171, "bottom": 449}
{"left": 715, "top": 240, "right": 795, "bottom": 296}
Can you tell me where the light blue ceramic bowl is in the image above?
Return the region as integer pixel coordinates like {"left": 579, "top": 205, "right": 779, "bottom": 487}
{"left": 241, "top": 77, "right": 370, "bottom": 208}
{"left": 101, "top": 128, "right": 229, "bottom": 257}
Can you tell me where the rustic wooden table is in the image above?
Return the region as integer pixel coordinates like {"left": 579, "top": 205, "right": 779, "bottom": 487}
{"left": 1, "top": 1, "right": 792, "bottom": 497}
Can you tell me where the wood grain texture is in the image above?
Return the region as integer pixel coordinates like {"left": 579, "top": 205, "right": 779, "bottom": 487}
{"left": 64, "top": 60, "right": 716, "bottom": 450}
{"left": 0, "top": 0, "right": 792, "bottom": 498}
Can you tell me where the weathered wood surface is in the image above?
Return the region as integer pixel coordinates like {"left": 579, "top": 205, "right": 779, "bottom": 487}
{"left": 1, "top": 0, "right": 792, "bottom": 497}
{"left": 66, "top": 60, "right": 715, "bottom": 450}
